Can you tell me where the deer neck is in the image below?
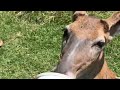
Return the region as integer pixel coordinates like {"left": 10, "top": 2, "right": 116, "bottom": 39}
{"left": 76, "top": 50, "right": 116, "bottom": 79}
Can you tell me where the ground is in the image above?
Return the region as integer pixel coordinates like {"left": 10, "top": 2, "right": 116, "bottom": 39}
{"left": 0, "top": 11, "right": 119, "bottom": 79}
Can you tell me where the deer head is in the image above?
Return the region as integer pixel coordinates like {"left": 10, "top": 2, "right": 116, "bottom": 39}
{"left": 54, "top": 11, "right": 120, "bottom": 79}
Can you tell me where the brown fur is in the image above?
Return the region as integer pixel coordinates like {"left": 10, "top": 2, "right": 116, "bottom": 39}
{"left": 70, "top": 16, "right": 107, "bottom": 40}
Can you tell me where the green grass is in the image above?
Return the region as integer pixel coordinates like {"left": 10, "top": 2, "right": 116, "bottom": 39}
{"left": 0, "top": 11, "right": 120, "bottom": 79}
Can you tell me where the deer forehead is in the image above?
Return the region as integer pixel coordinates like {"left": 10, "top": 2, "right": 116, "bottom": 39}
{"left": 68, "top": 16, "right": 107, "bottom": 40}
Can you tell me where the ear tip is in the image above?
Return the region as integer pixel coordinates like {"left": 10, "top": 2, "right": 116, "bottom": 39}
{"left": 105, "top": 11, "right": 120, "bottom": 28}
{"left": 111, "top": 11, "right": 120, "bottom": 19}
{"left": 73, "top": 11, "right": 88, "bottom": 21}
{"left": 74, "top": 11, "right": 88, "bottom": 16}
{"left": 115, "top": 11, "right": 120, "bottom": 13}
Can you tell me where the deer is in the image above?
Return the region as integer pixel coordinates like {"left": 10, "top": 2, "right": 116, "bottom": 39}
{"left": 53, "top": 11, "right": 120, "bottom": 79}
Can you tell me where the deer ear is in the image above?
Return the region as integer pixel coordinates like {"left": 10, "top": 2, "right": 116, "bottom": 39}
{"left": 73, "top": 11, "right": 88, "bottom": 21}
{"left": 105, "top": 11, "right": 120, "bottom": 37}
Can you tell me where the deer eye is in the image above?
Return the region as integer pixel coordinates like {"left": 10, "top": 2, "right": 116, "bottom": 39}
{"left": 63, "top": 28, "right": 69, "bottom": 39}
{"left": 63, "top": 25, "right": 71, "bottom": 42}
{"left": 95, "top": 41, "right": 105, "bottom": 48}
{"left": 62, "top": 28, "right": 70, "bottom": 49}
{"left": 92, "top": 41, "right": 105, "bottom": 49}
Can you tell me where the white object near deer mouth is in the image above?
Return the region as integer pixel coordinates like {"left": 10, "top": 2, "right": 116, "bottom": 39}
{"left": 36, "top": 72, "right": 74, "bottom": 79}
